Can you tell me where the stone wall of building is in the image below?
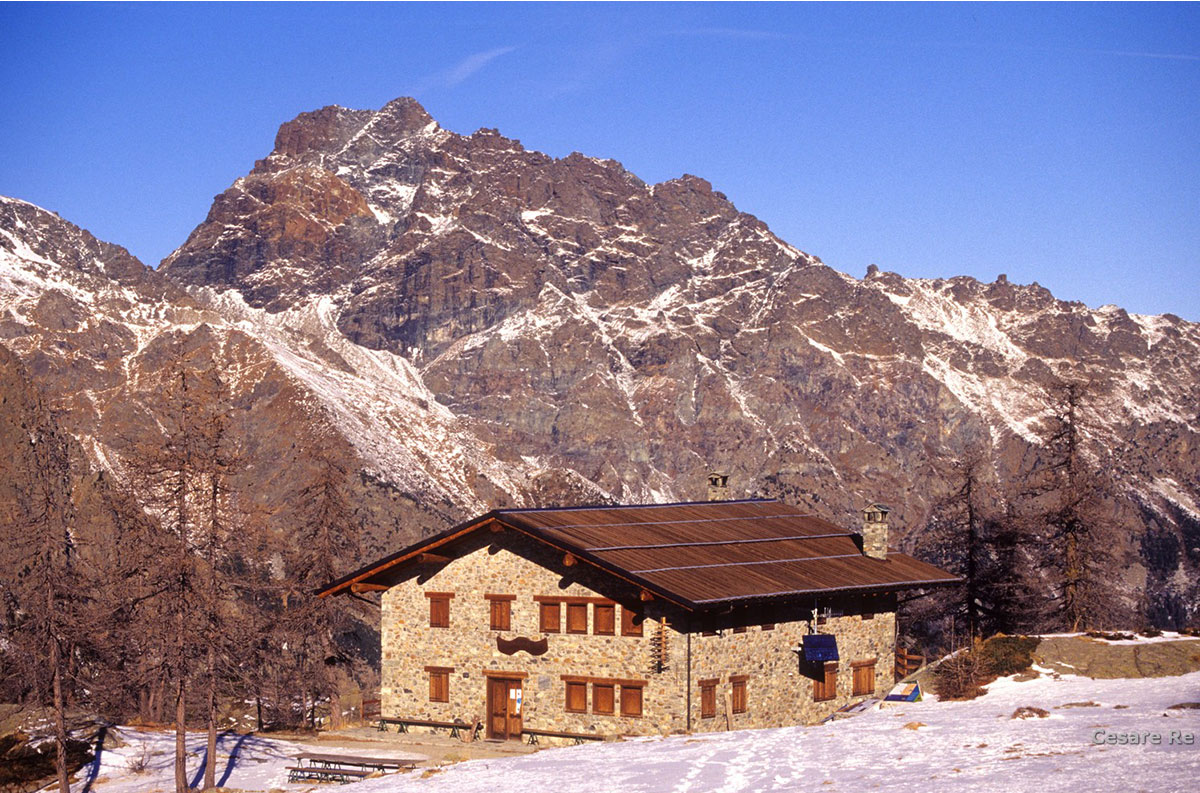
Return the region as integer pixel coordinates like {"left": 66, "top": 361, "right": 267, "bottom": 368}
{"left": 380, "top": 526, "right": 682, "bottom": 740}
{"left": 379, "top": 524, "right": 898, "bottom": 741}
{"left": 683, "top": 608, "right": 896, "bottom": 732}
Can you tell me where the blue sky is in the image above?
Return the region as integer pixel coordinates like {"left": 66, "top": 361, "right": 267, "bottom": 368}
{"left": 1, "top": 2, "right": 1197, "bottom": 319}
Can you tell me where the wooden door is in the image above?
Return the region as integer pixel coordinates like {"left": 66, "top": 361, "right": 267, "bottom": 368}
{"left": 486, "top": 677, "right": 523, "bottom": 740}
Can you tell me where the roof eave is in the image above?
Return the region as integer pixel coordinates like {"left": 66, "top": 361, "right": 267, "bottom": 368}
{"left": 315, "top": 510, "right": 503, "bottom": 598}
{"left": 688, "top": 575, "right": 963, "bottom": 608}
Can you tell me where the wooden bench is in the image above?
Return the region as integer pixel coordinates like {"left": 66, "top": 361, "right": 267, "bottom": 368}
{"left": 296, "top": 752, "right": 419, "bottom": 772}
{"left": 377, "top": 717, "right": 476, "bottom": 740}
{"left": 523, "top": 728, "right": 606, "bottom": 746}
{"left": 286, "top": 766, "right": 372, "bottom": 784}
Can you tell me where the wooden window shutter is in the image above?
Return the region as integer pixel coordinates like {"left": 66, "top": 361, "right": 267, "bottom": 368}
{"left": 594, "top": 603, "right": 615, "bottom": 635}
{"left": 699, "top": 679, "right": 717, "bottom": 718}
{"left": 425, "top": 666, "right": 452, "bottom": 702}
{"left": 427, "top": 593, "right": 451, "bottom": 628}
{"left": 620, "top": 607, "right": 643, "bottom": 636}
{"left": 592, "top": 683, "right": 615, "bottom": 715}
{"left": 566, "top": 602, "right": 588, "bottom": 634}
{"left": 730, "top": 676, "right": 747, "bottom": 714}
{"left": 619, "top": 684, "right": 643, "bottom": 717}
{"left": 852, "top": 659, "right": 876, "bottom": 696}
{"left": 540, "top": 601, "right": 561, "bottom": 633}
{"left": 489, "top": 598, "right": 511, "bottom": 631}
{"left": 814, "top": 661, "right": 838, "bottom": 702}
{"left": 565, "top": 681, "right": 587, "bottom": 713}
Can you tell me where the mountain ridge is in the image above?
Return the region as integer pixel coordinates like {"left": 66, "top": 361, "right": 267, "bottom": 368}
{"left": 2, "top": 97, "right": 1198, "bottom": 625}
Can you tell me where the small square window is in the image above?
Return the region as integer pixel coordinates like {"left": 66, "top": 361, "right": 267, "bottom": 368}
{"left": 426, "top": 668, "right": 451, "bottom": 702}
{"left": 592, "top": 683, "right": 614, "bottom": 715}
{"left": 852, "top": 660, "right": 876, "bottom": 696}
{"left": 620, "top": 685, "right": 643, "bottom": 717}
{"left": 428, "top": 596, "right": 450, "bottom": 628}
{"left": 699, "top": 679, "right": 717, "bottom": 719}
{"left": 565, "top": 681, "right": 587, "bottom": 713}
{"left": 621, "top": 607, "right": 644, "bottom": 636}
{"left": 730, "top": 676, "right": 747, "bottom": 714}
{"left": 814, "top": 662, "right": 837, "bottom": 702}
{"left": 566, "top": 603, "right": 588, "bottom": 634}
{"left": 540, "top": 601, "right": 561, "bottom": 633}
{"left": 489, "top": 598, "right": 511, "bottom": 631}
{"left": 594, "top": 603, "right": 615, "bottom": 635}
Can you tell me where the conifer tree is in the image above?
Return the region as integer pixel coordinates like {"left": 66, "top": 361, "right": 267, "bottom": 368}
{"left": 284, "top": 414, "right": 363, "bottom": 730}
{"left": 0, "top": 349, "right": 88, "bottom": 793}
{"left": 1025, "top": 380, "right": 1122, "bottom": 631}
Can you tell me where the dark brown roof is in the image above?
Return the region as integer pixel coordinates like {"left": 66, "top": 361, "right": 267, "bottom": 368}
{"left": 318, "top": 499, "right": 959, "bottom": 608}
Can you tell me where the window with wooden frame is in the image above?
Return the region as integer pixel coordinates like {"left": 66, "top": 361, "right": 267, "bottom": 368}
{"left": 619, "top": 684, "right": 643, "bottom": 717}
{"left": 566, "top": 602, "right": 588, "bottom": 634}
{"left": 486, "top": 594, "right": 514, "bottom": 631}
{"left": 539, "top": 601, "right": 561, "bottom": 633}
{"left": 426, "top": 592, "right": 453, "bottom": 628}
{"left": 593, "top": 603, "right": 615, "bottom": 635}
{"left": 425, "top": 666, "right": 452, "bottom": 702}
{"left": 699, "top": 679, "right": 717, "bottom": 719}
{"left": 565, "top": 681, "right": 587, "bottom": 713}
{"left": 730, "top": 675, "right": 748, "bottom": 714}
{"left": 732, "top": 625, "right": 747, "bottom": 634}
{"left": 592, "top": 683, "right": 615, "bottom": 715}
{"left": 813, "top": 661, "right": 838, "bottom": 702}
{"left": 620, "top": 607, "right": 643, "bottom": 636}
{"left": 852, "top": 659, "right": 876, "bottom": 696}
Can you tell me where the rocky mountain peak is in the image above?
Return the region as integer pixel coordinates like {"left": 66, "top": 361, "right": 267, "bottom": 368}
{"left": 5, "top": 95, "right": 1198, "bottom": 628}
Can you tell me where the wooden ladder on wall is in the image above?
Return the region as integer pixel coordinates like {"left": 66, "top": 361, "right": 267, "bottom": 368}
{"left": 649, "top": 619, "right": 670, "bottom": 673}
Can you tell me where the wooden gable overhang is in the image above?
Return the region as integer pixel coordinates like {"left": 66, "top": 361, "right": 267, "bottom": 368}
{"left": 316, "top": 513, "right": 696, "bottom": 609}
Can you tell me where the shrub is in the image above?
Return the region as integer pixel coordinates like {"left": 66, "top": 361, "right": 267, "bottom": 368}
{"left": 977, "top": 635, "right": 1038, "bottom": 677}
{"left": 933, "top": 647, "right": 990, "bottom": 700}
{"left": 933, "top": 635, "right": 1039, "bottom": 700}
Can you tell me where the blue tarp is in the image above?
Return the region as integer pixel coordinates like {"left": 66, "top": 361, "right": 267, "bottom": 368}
{"left": 802, "top": 633, "right": 839, "bottom": 662}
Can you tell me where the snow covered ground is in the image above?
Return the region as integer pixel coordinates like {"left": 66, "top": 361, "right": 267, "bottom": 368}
{"left": 67, "top": 671, "right": 1200, "bottom": 793}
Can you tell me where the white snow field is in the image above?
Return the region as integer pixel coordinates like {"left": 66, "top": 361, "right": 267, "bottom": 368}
{"left": 68, "top": 670, "right": 1200, "bottom": 793}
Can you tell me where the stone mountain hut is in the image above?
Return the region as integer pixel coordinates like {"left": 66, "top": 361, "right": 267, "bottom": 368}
{"left": 318, "top": 499, "right": 957, "bottom": 742}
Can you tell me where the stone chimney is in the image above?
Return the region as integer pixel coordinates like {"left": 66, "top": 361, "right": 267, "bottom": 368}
{"left": 861, "top": 503, "right": 890, "bottom": 560}
{"left": 706, "top": 472, "right": 730, "bottom": 502}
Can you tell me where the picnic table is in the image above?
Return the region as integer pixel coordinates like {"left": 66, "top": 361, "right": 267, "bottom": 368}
{"left": 287, "top": 751, "right": 420, "bottom": 784}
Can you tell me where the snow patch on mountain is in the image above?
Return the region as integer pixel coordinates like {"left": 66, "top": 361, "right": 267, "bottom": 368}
{"left": 202, "top": 288, "right": 537, "bottom": 510}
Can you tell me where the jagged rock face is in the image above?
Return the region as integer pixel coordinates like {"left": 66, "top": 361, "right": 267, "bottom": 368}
{"left": 0, "top": 196, "right": 507, "bottom": 563}
{"left": 4, "top": 97, "right": 1200, "bottom": 624}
